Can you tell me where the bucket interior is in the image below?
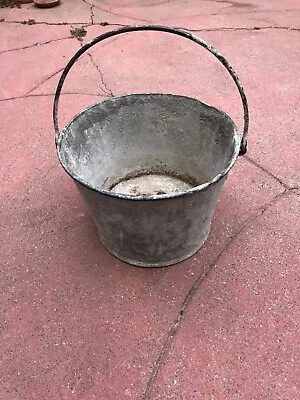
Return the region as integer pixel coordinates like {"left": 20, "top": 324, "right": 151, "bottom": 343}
{"left": 58, "top": 94, "right": 239, "bottom": 196}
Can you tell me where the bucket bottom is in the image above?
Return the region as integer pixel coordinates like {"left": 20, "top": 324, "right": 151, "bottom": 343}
{"left": 109, "top": 171, "right": 197, "bottom": 196}
{"left": 97, "top": 225, "right": 211, "bottom": 268}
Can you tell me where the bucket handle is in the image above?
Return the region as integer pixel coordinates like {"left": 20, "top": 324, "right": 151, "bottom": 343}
{"left": 53, "top": 25, "right": 249, "bottom": 155}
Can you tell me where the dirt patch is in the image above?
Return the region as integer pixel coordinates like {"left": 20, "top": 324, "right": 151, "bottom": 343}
{"left": 70, "top": 26, "right": 87, "bottom": 41}
{"left": 21, "top": 18, "right": 36, "bottom": 24}
{"left": 0, "top": 0, "right": 22, "bottom": 8}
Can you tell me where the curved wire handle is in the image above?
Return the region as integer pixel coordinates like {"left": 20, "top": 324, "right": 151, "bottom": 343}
{"left": 53, "top": 25, "right": 249, "bottom": 155}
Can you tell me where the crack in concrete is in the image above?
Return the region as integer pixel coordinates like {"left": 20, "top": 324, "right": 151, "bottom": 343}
{"left": 214, "top": 7, "right": 300, "bottom": 16}
{"left": 26, "top": 67, "right": 65, "bottom": 96}
{"left": 91, "top": 5, "right": 95, "bottom": 25}
{"left": 185, "top": 25, "right": 300, "bottom": 32}
{"left": 74, "top": 38, "right": 113, "bottom": 97}
{"left": 82, "top": 0, "right": 94, "bottom": 25}
{"left": 87, "top": 52, "right": 114, "bottom": 97}
{"left": 0, "top": 19, "right": 127, "bottom": 27}
{"left": 142, "top": 187, "right": 290, "bottom": 399}
{"left": 0, "top": 11, "right": 298, "bottom": 396}
{"left": 0, "top": 92, "right": 106, "bottom": 103}
{"left": 1, "top": 19, "right": 300, "bottom": 33}
{"left": 25, "top": 56, "right": 113, "bottom": 98}
{"left": 0, "top": 36, "right": 73, "bottom": 55}
{"left": 22, "top": 34, "right": 108, "bottom": 97}
{"left": 244, "top": 155, "right": 291, "bottom": 189}
{"left": 0, "top": 19, "right": 91, "bottom": 26}
{"left": 82, "top": 0, "right": 151, "bottom": 23}
{"left": 290, "top": 187, "right": 300, "bottom": 192}
{"left": 142, "top": 189, "right": 295, "bottom": 400}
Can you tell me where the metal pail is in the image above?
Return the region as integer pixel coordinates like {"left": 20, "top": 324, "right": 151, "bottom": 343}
{"left": 54, "top": 25, "right": 249, "bottom": 267}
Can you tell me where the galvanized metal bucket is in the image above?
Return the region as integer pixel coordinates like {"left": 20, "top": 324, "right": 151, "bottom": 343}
{"left": 54, "top": 25, "right": 249, "bottom": 267}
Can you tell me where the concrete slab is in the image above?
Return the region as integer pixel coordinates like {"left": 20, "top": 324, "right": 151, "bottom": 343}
{"left": 91, "top": 0, "right": 300, "bottom": 25}
{"left": 0, "top": 23, "right": 71, "bottom": 53}
{"left": 158, "top": 10, "right": 300, "bottom": 30}
{"left": 0, "top": 0, "right": 91, "bottom": 24}
{"left": 0, "top": 36, "right": 79, "bottom": 99}
{"left": 91, "top": 3, "right": 148, "bottom": 25}
{"left": 0, "top": 94, "right": 285, "bottom": 399}
{"left": 89, "top": 29, "right": 237, "bottom": 104}
{"left": 0, "top": 96, "right": 164, "bottom": 400}
{"left": 0, "top": 1, "right": 299, "bottom": 399}
{"left": 199, "top": 28, "right": 300, "bottom": 189}
{"left": 30, "top": 50, "right": 111, "bottom": 97}
{"left": 150, "top": 191, "right": 300, "bottom": 400}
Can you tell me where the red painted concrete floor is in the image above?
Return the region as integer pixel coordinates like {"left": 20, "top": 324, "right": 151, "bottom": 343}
{"left": 0, "top": 1, "right": 299, "bottom": 399}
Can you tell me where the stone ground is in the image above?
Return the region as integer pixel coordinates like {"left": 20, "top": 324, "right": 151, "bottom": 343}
{"left": 0, "top": 0, "right": 299, "bottom": 399}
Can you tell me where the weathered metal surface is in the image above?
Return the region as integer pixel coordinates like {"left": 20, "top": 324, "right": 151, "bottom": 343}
{"left": 76, "top": 176, "right": 226, "bottom": 267}
{"left": 56, "top": 94, "right": 239, "bottom": 266}
{"left": 53, "top": 26, "right": 249, "bottom": 267}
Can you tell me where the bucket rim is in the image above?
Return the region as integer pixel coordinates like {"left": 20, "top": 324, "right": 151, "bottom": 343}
{"left": 56, "top": 93, "right": 241, "bottom": 201}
